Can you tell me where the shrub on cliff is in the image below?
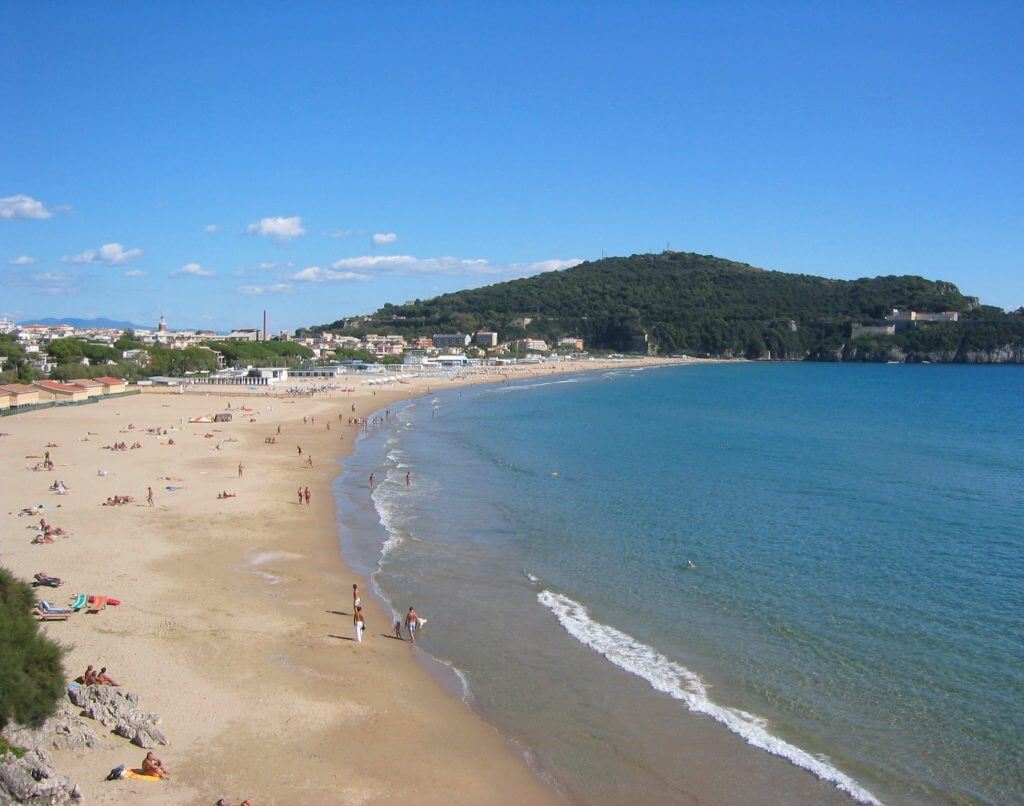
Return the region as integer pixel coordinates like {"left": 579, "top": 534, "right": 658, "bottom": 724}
{"left": 0, "top": 567, "right": 66, "bottom": 729}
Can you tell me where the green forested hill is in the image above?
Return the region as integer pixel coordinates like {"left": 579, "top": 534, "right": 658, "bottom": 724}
{"left": 305, "top": 252, "right": 1023, "bottom": 360}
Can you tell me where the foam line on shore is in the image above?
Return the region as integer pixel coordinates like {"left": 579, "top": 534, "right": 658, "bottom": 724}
{"left": 536, "top": 588, "right": 881, "bottom": 805}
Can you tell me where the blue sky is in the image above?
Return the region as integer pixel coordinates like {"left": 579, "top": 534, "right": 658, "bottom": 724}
{"left": 2, "top": 2, "right": 1022, "bottom": 331}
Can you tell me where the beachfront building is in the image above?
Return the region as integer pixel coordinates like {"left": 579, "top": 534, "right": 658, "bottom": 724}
{"left": 32, "top": 380, "right": 91, "bottom": 402}
{"left": 0, "top": 383, "right": 42, "bottom": 406}
{"left": 433, "top": 333, "right": 471, "bottom": 350}
{"left": 289, "top": 365, "right": 347, "bottom": 378}
{"left": 403, "top": 350, "right": 430, "bottom": 366}
{"left": 433, "top": 354, "right": 471, "bottom": 367}
{"left": 206, "top": 367, "right": 289, "bottom": 385}
{"left": 558, "top": 337, "right": 585, "bottom": 351}
{"left": 68, "top": 378, "right": 107, "bottom": 398}
{"left": 509, "top": 338, "right": 549, "bottom": 354}
{"left": 0, "top": 390, "right": 11, "bottom": 410}
{"left": 475, "top": 331, "right": 499, "bottom": 348}
{"left": 95, "top": 376, "right": 128, "bottom": 394}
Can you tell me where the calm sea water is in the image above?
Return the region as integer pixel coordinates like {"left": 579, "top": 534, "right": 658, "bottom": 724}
{"left": 334, "top": 364, "right": 1024, "bottom": 804}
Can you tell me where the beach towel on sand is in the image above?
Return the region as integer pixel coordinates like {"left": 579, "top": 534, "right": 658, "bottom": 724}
{"left": 124, "top": 769, "right": 162, "bottom": 781}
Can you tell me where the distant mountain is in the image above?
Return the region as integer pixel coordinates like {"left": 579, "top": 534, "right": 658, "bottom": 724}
{"left": 20, "top": 317, "right": 144, "bottom": 330}
{"left": 304, "top": 251, "right": 1024, "bottom": 362}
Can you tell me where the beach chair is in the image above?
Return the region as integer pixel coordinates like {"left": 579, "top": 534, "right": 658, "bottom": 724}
{"left": 37, "top": 600, "right": 74, "bottom": 614}
{"left": 36, "top": 612, "right": 69, "bottom": 622}
{"left": 87, "top": 595, "right": 107, "bottom": 614}
{"left": 68, "top": 593, "right": 88, "bottom": 611}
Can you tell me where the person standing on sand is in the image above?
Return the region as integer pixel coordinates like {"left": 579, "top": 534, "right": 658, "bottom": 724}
{"left": 277, "top": 424, "right": 281, "bottom": 435}
{"left": 297, "top": 487, "right": 304, "bottom": 505}
{"left": 405, "top": 606, "right": 419, "bottom": 643}
{"left": 147, "top": 487, "right": 154, "bottom": 507}
{"left": 304, "top": 486, "right": 311, "bottom": 505}
{"left": 352, "top": 583, "right": 361, "bottom": 610}
{"left": 297, "top": 445, "right": 302, "bottom": 456}
{"left": 394, "top": 620, "right": 403, "bottom": 639}
{"left": 354, "top": 605, "right": 365, "bottom": 642}
{"left": 237, "top": 462, "right": 244, "bottom": 478}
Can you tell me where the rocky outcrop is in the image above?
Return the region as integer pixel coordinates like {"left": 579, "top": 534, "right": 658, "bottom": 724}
{"left": 2, "top": 702, "right": 98, "bottom": 755}
{"left": 67, "top": 685, "right": 168, "bottom": 749}
{"left": 0, "top": 748, "right": 81, "bottom": 805}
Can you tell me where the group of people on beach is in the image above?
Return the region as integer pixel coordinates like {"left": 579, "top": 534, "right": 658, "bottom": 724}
{"left": 351, "top": 583, "right": 423, "bottom": 644}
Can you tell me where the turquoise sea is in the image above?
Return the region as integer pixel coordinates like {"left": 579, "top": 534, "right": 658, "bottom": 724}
{"left": 334, "top": 364, "right": 1024, "bottom": 804}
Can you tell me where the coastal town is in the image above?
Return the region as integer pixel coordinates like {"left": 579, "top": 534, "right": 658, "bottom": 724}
{"left": 0, "top": 313, "right": 591, "bottom": 390}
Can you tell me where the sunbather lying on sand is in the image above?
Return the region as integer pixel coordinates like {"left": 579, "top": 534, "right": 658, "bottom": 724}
{"left": 32, "top": 533, "right": 56, "bottom": 544}
{"left": 215, "top": 799, "right": 253, "bottom": 805}
{"left": 217, "top": 491, "right": 237, "bottom": 499}
{"left": 141, "top": 752, "right": 170, "bottom": 778}
{"left": 33, "top": 572, "right": 63, "bottom": 587}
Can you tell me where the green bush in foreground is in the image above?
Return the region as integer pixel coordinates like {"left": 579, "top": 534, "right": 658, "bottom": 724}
{"left": 0, "top": 567, "right": 66, "bottom": 729}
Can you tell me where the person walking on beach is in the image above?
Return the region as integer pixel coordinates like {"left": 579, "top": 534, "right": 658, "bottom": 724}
{"left": 237, "top": 462, "right": 244, "bottom": 479}
{"left": 405, "top": 472, "right": 411, "bottom": 487}
{"left": 304, "top": 486, "right": 311, "bottom": 505}
{"left": 277, "top": 424, "right": 281, "bottom": 435}
{"left": 297, "top": 487, "right": 304, "bottom": 505}
{"left": 369, "top": 472, "right": 376, "bottom": 487}
{"left": 352, "top": 583, "right": 361, "bottom": 610}
{"left": 354, "top": 605, "right": 365, "bottom": 642}
{"left": 297, "top": 445, "right": 302, "bottom": 456}
{"left": 147, "top": 486, "right": 154, "bottom": 507}
{"left": 405, "top": 606, "right": 419, "bottom": 643}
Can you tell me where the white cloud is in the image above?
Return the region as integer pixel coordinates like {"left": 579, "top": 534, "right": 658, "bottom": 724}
{"left": 203, "top": 224, "right": 221, "bottom": 233}
{"left": 65, "top": 242, "right": 142, "bottom": 265}
{"left": 372, "top": 232, "right": 397, "bottom": 246}
{"left": 32, "top": 270, "right": 78, "bottom": 295}
{"left": 292, "top": 266, "right": 372, "bottom": 283}
{"left": 256, "top": 260, "right": 295, "bottom": 271}
{"left": 321, "top": 254, "right": 584, "bottom": 278}
{"left": 172, "top": 262, "right": 214, "bottom": 277}
{"left": 7, "top": 255, "right": 37, "bottom": 265}
{"left": 325, "top": 228, "right": 363, "bottom": 239}
{"left": 239, "top": 283, "right": 293, "bottom": 295}
{"left": 246, "top": 216, "right": 307, "bottom": 241}
{"left": 0, "top": 194, "right": 53, "bottom": 220}
{"left": 123, "top": 269, "right": 146, "bottom": 277}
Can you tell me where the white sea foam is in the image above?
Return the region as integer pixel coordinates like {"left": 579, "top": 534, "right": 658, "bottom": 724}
{"left": 496, "top": 378, "right": 582, "bottom": 393}
{"left": 537, "top": 590, "right": 881, "bottom": 805}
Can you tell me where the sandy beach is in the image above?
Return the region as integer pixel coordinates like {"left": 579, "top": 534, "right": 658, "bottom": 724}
{"left": 1, "top": 359, "right": 682, "bottom": 804}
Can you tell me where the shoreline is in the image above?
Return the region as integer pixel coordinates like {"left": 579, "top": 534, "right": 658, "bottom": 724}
{"left": 1, "top": 357, "right": 692, "bottom": 803}
{"left": 333, "top": 364, "right": 866, "bottom": 805}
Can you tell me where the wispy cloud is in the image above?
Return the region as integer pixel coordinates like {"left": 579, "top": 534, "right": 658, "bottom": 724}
{"left": 203, "top": 224, "right": 221, "bottom": 233}
{"left": 24, "top": 270, "right": 79, "bottom": 295}
{"left": 172, "top": 262, "right": 214, "bottom": 277}
{"left": 7, "top": 255, "right": 37, "bottom": 265}
{"left": 371, "top": 232, "right": 397, "bottom": 246}
{"left": 292, "top": 266, "right": 372, "bottom": 283}
{"left": 239, "top": 283, "right": 293, "bottom": 295}
{"left": 256, "top": 261, "right": 295, "bottom": 271}
{"left": 0, "top": 194, "right": 53, "bottom": 220}
{"left": 246, "top": 216, "right": 307, "bottom": 242}
{"left": 123, "top": 269, "right": 146, "bottom": 277}
{"left": 320, "top": 254, "right": 584, "bottom": 278}
{"left": 325, "top": 228, "right": 363, "bottom": 239}
{"left": 64, "top": 242, "right": 142, "bottom": 265}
